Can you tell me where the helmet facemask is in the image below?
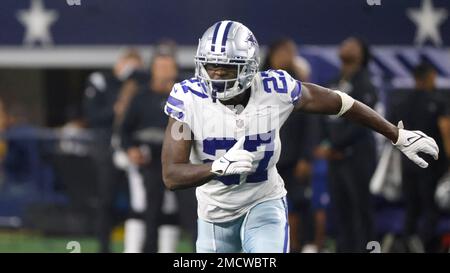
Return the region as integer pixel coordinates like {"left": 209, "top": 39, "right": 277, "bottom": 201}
{"left": 195, "top": 57, "right": 258, "bottom": 100}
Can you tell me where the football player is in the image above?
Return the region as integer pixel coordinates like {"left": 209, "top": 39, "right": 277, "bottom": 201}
{"left": 161, "top": 21, "right": 439, "bottom": 253}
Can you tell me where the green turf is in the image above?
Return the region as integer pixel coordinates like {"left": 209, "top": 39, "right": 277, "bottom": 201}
{"left": 0, "top": 230, "right": 194, "bottom": 253}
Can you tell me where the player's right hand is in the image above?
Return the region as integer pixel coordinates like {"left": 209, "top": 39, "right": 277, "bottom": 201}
{"left": 211, "top": 137, "right": 255, "bottom": 176}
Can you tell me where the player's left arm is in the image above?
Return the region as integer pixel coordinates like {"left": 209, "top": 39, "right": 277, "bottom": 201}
{"left": 295, "top": 82, "right": 439, "bottom": 168}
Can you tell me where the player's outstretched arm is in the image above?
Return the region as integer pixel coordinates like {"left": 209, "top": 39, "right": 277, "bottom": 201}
{"left": 295, "top": 82, "right": 439, "bottom": 168}
{"left": 162, "top": 117, "right": 216, "bottom": 190}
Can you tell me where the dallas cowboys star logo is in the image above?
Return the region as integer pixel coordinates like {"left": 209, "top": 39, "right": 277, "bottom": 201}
{"left": 247, "top": 34, "right": 258, "bottom": 46}
{"left": 16, "top": 0, "right": 59, "bottom": 47}
{"left": 407, "top": 0, "right": 448, "bottom": 47}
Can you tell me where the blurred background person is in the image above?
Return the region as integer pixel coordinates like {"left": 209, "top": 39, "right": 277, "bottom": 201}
{"left": 0, "top": 98, "right": 8, "bottom": 192}
{"left": 119, "top": 44, "right": 196, "bottom": 253}
{"left": 308, "top": 119, "right": 332, "bottom": 253}
{"left": 262, "top": 38, "right": 311, "bottom": 81}
{"left": 110, "top": 63, "right": 143, "bottom": 253}
{"left": 321, "top": 37, "right": 378, "bottom": 252}
{"left": 388, "top": 62, "right": 450, "bottom": 252}
{"left": 262, "top": 38, "right": 318, "bottom": 252}
{"left": 57, "top": 105, "right": 90, "bottom": 157}
{"left": 82, "top": 48, "right": 146, "bottom": 253}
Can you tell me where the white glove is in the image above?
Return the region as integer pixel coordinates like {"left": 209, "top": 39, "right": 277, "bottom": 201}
{"left": 211, "top": 137, "right": 255, "bottom": 176}
{"left": 393, "top": 121, "right": 439, "bottom": 168}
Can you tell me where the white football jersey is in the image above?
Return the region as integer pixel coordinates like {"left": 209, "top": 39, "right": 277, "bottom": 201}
{"left": 164, "top": 69, "right": 302, "bottom": 223}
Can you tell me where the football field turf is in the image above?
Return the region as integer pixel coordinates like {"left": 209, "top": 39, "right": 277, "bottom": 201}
{"left": 0, "top": 228, "right": 194, "bottom": 253}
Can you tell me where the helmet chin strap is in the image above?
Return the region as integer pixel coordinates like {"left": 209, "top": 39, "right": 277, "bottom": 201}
{"left": 212, "top": 89, "right": 217, "bottom": 103}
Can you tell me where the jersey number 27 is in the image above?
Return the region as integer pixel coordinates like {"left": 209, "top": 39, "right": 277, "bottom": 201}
{"left": 203, "top": 131, "right": 275, "bottom": 185}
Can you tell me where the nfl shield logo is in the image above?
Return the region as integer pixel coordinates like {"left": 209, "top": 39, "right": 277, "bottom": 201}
{"left": 236, "top": 119, "right": 244, "bottom": 128}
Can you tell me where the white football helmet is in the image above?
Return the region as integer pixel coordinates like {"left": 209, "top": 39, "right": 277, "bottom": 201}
{"left": 194, "top": 20, "right": 260, "bottom": 100}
